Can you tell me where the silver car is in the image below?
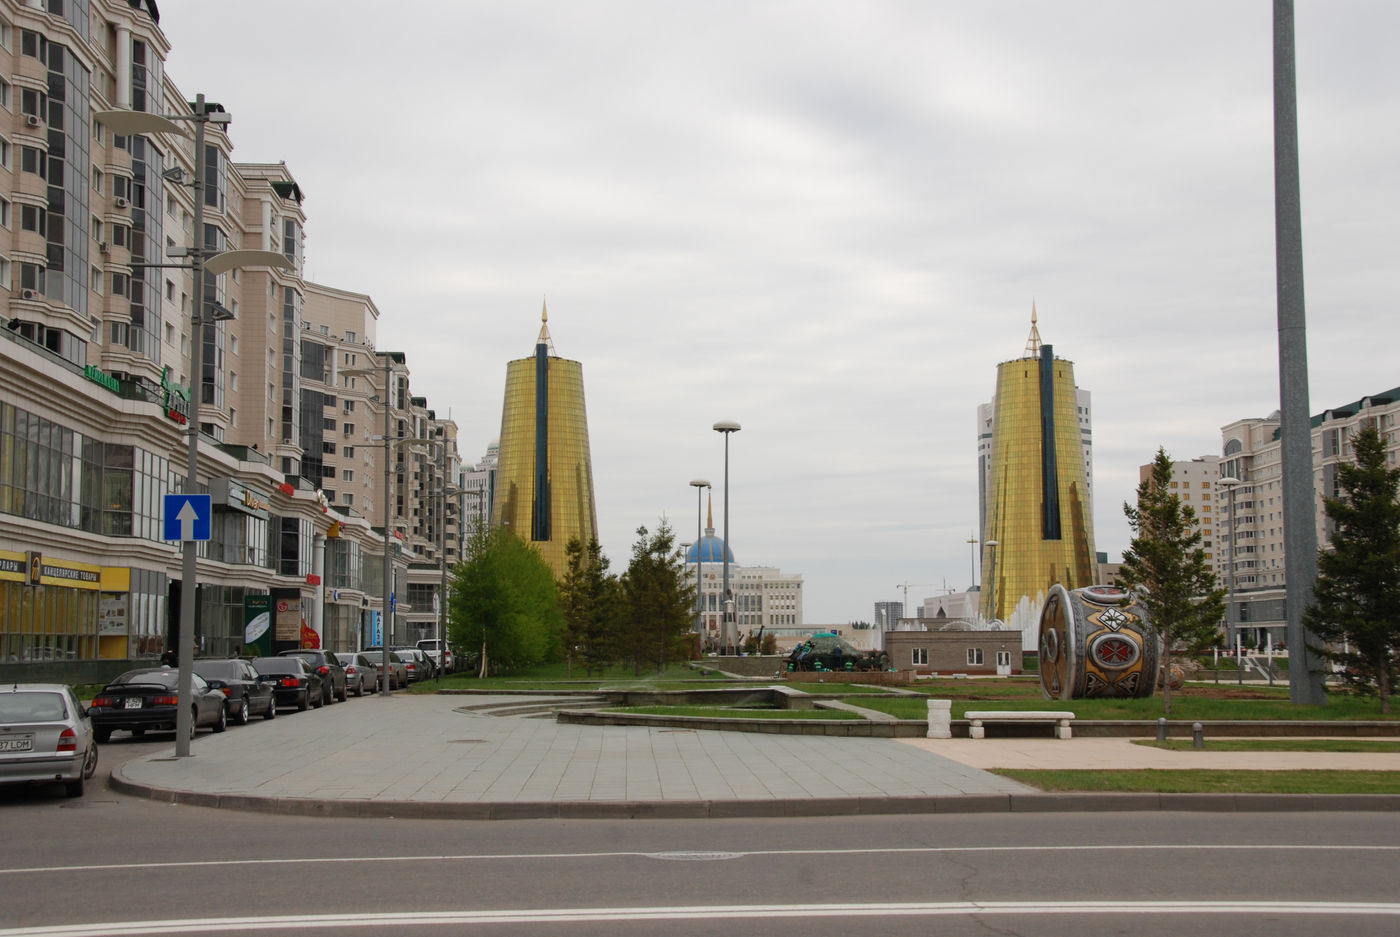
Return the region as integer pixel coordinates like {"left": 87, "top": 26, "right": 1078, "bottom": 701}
{"left": 0, "top": 684, "right": 99, "bottom": 798}
{"left": 331, "top": 652, "right": 377, "bottom": 697}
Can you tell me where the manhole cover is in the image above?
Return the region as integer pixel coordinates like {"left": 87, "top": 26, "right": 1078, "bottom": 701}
{"left": 647, "top": 851, "right": 742, "bottom": 862}
{"left": 448, "top": 739, "right": 487, "bottom": 744}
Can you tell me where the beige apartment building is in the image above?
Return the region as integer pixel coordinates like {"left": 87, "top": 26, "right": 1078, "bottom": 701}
{"left": 0, "top": 1, "right": 460, "bottom": 676}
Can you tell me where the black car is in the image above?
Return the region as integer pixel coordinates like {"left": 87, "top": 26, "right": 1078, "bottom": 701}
{"left": 252, "top": 657, "right": 324, "bottom": 712}
{"left": 278, "top": 649, "right": 347, "bottom": 704}
{"left": 88, "top": 668, "right": 228, "bottom": 742}
{"left": 193, "top": 659, "right": 277, "bottom": 724}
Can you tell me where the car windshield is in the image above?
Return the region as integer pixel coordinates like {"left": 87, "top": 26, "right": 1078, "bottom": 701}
{"left": 192, "top": 662, "right": 240, "bottom": 679}
{"left": 111, "top": 670, "right": 179, "bottom": 688}
{"left": 253, "top": 658, "right": 302, "bottom": 675}
{"left": 0, "top": 692, "right": 68, "bottom": 724}
{"left": 332, "top": 654, "right": 358, "bottom": 665}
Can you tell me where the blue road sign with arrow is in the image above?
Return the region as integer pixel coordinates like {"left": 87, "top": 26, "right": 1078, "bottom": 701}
{"left": 163, "top": 494, "right": 212, "bottom": 541}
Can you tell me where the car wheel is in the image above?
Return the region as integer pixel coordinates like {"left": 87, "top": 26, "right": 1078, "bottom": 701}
{"left": 188, "top": 708, "right": 198, "bottom": 739}
{"left": 337, "top": 683, "right": 347, "bottom": 702}
{"left": 213, "top": 705, "right": 227, "bottom": 733}
{"left": 297, "top": 690, "right": 309, "bottom": 712}
{"left": 234, "top": 698, "right": 250, "bottom": 726}
{"left": 322, "top": 684, "right": 332, "bottom": 707}
{"left": 311, "top": 689, "right": 323, "bottom": 709}
{"left": 83, "top": 743, "right": 99, "bottom": 779}
{"left": 94, "top": 727, "right": 111, "bottom": 744}
{"left": 64, "top": 774, "right": 85, "bottom": 798}
{"left": 131, "top": 727, "right": 146, "bottom": 738}
{"left": 264, "top": 698, "right": 277, "bottom": 720}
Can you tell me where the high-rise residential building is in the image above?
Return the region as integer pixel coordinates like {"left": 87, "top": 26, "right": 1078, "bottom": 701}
{"left": 0, "top": 2, "right": 458, "bottom": 668}
{"left": 685, "top": 497, "right": 803, "bottom": 650}
{"left": 1216, "top": 386, "right": 1400, "bottom": 648}
{"left": 873, "top": 601, "right": 903, "bottom": 631}
{"left": 979, "top": 311, "right": 1096, "bottom": 645}
{"left": 1136, "top": 453, "right": 1220, "bottom": 561}
{"left": 491, "top": 304, "right": 598, "bottom": 577}
{"left": 459, "top": 440, "right": 497, "bottom": 542}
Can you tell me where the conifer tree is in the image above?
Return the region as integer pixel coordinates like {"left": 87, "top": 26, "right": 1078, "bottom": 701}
{"left": 1118, "top": 448, "right": 1226, "bottom": 714}
{"left": 1305, "top": 426, "right": 1400, "bottom": 713}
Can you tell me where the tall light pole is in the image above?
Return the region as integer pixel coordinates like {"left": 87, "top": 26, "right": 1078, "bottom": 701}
{"left": 689, "top": 479, "right": 710, "bottom": 640}
{"left": 966, "top": 535, "right": 978, "bottom": 591}
{"left": 1273, "top": 0, "right": 1326, "bottom": 705}
{"left": 712, "top": 422, "right": 740, "bottom": 654}
{"left": 1218, "top": 476, "right": 1242, "bottom": 685}
{"left": 984, "top": 540, "right": 999, "bottom": 625}
{"left": 343, "top": 353, "right": 398, "bottom": 696}
{"left": 98, "top": 99, "right": 291, "bottom": 756}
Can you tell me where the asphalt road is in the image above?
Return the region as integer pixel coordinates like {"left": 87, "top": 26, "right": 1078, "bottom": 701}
{"left": 3, "top": 734, "right": 1398, "bottom": 937}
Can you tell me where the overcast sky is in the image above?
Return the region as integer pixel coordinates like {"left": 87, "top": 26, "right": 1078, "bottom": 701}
{"left": 160, "top": 2, "right": 1400, "bottom": 624}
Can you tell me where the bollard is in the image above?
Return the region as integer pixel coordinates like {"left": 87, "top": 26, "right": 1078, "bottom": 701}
{"left": 1156, "top": 717, "right": 1167, "bottom": 742}
{"left": 1192, "top": 721, "right": 1205, "bottom": 749}
{"left": 926, "top": 699, "right": 953, "bottom": 739}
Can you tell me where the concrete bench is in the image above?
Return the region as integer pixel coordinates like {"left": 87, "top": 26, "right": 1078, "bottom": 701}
{"left": 964, "top": 710, "right": 1075, "bottom": 740}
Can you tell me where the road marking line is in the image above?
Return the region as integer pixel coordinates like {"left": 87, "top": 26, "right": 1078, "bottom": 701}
{"left": 3, "top": 842, "right": 1397, "bottom": 876}
{"left": 4, "top": 902, "right": 1400, "bottom": 936}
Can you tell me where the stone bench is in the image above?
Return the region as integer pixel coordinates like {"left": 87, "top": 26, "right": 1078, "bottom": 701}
{"left": 964, "top": 710, "right": 1076, "bottom": 740}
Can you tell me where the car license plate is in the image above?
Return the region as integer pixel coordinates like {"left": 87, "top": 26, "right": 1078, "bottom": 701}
{"left": 124, "top": 697, "right": 143, "bottom": 709}
{"left": 0, "top": 737, "right": 34, "bottom": 752}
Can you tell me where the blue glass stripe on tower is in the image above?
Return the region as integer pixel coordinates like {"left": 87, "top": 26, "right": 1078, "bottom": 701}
{"left": 1039, "top": 344, "right": 1062, "bottom": 540}
{"left": 531, "top": 342, "right": 551, "bottom": 542}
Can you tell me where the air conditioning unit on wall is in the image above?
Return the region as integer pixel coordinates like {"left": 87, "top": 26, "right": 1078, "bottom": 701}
{"left": 25, "top": 114, "right": 41, "bottom": 127}
{"left": 21, "top": 289, "right": 37, "bottom": 300}
{"left": 114, "top": 197, "right": 129, "bottom": 209}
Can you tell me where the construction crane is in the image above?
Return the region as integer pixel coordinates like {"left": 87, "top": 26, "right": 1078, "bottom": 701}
{"left": 894, "top": 582, "right": 936, "bottom": 624}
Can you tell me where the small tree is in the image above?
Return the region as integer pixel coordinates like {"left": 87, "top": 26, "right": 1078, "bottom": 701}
{"left": 620, "top": 520, "right": 695, "bottom": 675}
{"left": 449, "top": 526, "right": 563, "bottom": 677}
{"left": 1305, "top": 426, "right": 1400, "bottom": 714}
{"left": 1118, "top": 448, "right": 1226, "bottom": 715}
{"left": 559, "top": 536, "right": 618, "bottom": 676}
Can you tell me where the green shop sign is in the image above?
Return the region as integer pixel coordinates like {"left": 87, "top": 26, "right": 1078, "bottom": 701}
{"left": 83, "top": 365, "right": 119, "bottom": 393}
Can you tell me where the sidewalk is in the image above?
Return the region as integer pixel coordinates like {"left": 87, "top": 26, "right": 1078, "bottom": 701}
{"left": 109, "top": 694, "right": 1400, "bottom": 819}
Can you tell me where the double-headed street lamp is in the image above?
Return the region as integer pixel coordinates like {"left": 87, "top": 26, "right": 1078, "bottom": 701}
{"left": 712, "top": 421, "right": 740, "bottom": 654}
{"left": 689, "top": 478, "right": 711, "bottom": 639}
{"left": 342, "top": 353, "right": 399, "bottom": 696}
{"left": 97, "top": 97, "right": 292, "bottom": 756}
{"left": 1217, "top": 475, "right": 1242, "bottom": 685}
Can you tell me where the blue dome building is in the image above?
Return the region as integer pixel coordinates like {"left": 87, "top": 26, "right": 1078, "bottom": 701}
{"left": 686, "top": 534, "right": 733, "bottom": 565}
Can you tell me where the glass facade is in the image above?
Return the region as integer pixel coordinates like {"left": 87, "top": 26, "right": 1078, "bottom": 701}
{"left": 981, "top": 350, "right": 1096, "bottom": 623}
{"left": 43, "top": 39, "right": 91, "bottom": 319}
{"left": 493, "top": 348, "right": 597, "bottom": 576}
{"left": 128, "top": 135, "right": 165, "bottom": 362}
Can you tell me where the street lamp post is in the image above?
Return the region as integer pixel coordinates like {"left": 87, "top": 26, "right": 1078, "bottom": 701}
{"left": 97, "top": 98, "right": 291, "bottom": 756}
{"left": 712, "top": 422, "right": 740, "bottom": 654}
{"left": 966, "top": 534, "right": 978, "bottom": 591}
{"left": 984, "top": 539, "right": 999, "bottom": 625}
{"left": 1218, "top": 476, "right": 1242, "bottom": 686}
{"left": 343, "top": 354, "right": 397, "bottom": 696}
{"left": 689, "top": 479, "right": 710, "bottom": 640}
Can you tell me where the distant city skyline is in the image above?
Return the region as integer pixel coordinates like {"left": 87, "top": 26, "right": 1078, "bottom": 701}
{"left": 161, "top": 2, "right": 1400, "bottom": 622}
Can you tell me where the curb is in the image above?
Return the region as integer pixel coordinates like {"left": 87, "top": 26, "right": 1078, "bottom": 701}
{"left": 107, "top": 768, "right": 1400, "bottom": 820}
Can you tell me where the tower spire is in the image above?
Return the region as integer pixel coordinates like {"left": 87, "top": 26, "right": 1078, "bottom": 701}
{"left": 536, "top": 298, "right": 556, "bottom": 354}
{"left": 1024, "top": 300, "right": 1042, "bottom": 357}
{"left": 706, "top": 492, "right": 714, "bottom": 533}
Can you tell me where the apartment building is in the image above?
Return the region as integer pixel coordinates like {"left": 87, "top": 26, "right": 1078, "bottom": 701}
{"left": 0, "top": 1, "right": 458, "bottom": 673}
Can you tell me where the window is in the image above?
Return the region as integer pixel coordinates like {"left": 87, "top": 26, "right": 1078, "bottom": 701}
{"left": 0, "top": 137, "right": 9, "bottom": 170}
{"left": 90, "top": 266, "right": 102, "bottom": 293}
{"left": 229, "top": 408, "right": 238, "bottom": 427}
{"left": 343, "top": 400, "right": 354, "bottom": 413}
{"left": 966, "top": 648, "right": 985, "bottom": 666}
{"left": 20, "top": 146, "right": 45, "bottom": 177}
{"left": 343, "top": 447, "right": 355, "bottom": 459}
{"left": 912, "top": 648, "right": 928, "bottom": 666}
{"left": 91, "top": 167, "right": 102, "bottom": 194}
{"left": 0, "top": 77, "right": 9, "bottom": 111}
{"left": 229, "top": 372, "right": 238, "bottom": 391}
{"left": 345, "top": 331, "right": 356, "bottom": 343}
{"left": 0, "top": 197, "right": 8, "bottom": 229}
{"left": 343, "top": 424, "right": 354, "bottom": 438}
{"left": 20, "top": 204, "right": 44, "bottom": 232}
{"left": 90, "top": 216, "right": 102, "bottom": 242}
{"left": 343, "top": 470, "right": 354, "bottom": 483}
{"left": 342, "top": 494, "right": 353, "bottom": 506}
{"left": 0, "top": 257, "right": 10, "bottom": 290}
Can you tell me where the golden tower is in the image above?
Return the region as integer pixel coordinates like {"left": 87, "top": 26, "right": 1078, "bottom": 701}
{"left": 980, "top": 307, "right": 1096, "bottom": 627}
{"left": 492, "top": 303, "right": 598, "bottom": 576}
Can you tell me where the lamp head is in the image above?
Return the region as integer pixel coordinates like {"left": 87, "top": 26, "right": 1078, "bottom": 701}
{"left": 712, "top": 420, "right": 741, "bottom": 434}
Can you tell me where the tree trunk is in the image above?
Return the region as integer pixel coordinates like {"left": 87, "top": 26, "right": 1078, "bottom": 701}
{"left": 478, "top": 640, "right": 488, "bottom": 680}
{"left": 1161, "top": 629, "right": 1173, "bottom": 717}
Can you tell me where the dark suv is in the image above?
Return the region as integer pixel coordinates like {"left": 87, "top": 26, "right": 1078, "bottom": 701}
{"left": 193, "top": 658, "right": 277, "bottom": 723}
{"left": 278, "top": 649, "right": 347, "bottom": 704}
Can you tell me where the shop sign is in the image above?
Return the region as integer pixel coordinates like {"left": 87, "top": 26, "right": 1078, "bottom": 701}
{"left": 83, "top": 364, "right": 120, "bottom": 393}
{"left": 242, "top": 489, "right": 270, "bottom": 512}
{"left": 0, "top": 550, "right": 24, "bottom": 582}
{"left": 160, "top": 367, "right": 190, "bottom": 425}
{"left": 16, "top": 552, "right": 102, "bottom": 590}
{"left": 210, "top": 477, "right": 270, "bottom": 519}
{"left": 306, "top": 574, "right": 321, "bottom": 586}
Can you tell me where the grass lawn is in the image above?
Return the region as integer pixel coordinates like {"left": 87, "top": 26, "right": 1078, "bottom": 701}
{"left": 994, "top": 768, "right": 1400, "bottom": 794}
{"left": 609, "top": 705, "right": 862, "bottom": 720}
{"left": 1133, "top": 739, "right": 1400, "bottom": 753}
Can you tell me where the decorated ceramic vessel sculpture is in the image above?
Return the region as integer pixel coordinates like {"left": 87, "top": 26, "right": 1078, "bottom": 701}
{"left": 1038, "top": 583, "right": 1159, "bottom": 699}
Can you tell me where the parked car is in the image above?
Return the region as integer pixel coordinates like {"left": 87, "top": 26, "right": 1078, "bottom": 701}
{"left": 192, "top": 659, "right": 277, "bottom": 724}
{"left": 0, "top": 684, "right": 99, "bottom": 798}
{"left": 362, "top": 648, "right": 408, "bottom": 690}
{"left": 88, "top": 668, "right": 227, "bottom": 742}
{"left": 252, "top": 657, "right": 324, "bottom": 712}
{"left": 330, "top": 652, "right": 377, "bottom": 697}
{"left": 390, "top": 646, "right": 433, "bottom": 683}
{"left": 278, "top": 649, "right": 347, "bottom": 704}
{"left": 417, "top": 638, "right": 453, "bottom": 674}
